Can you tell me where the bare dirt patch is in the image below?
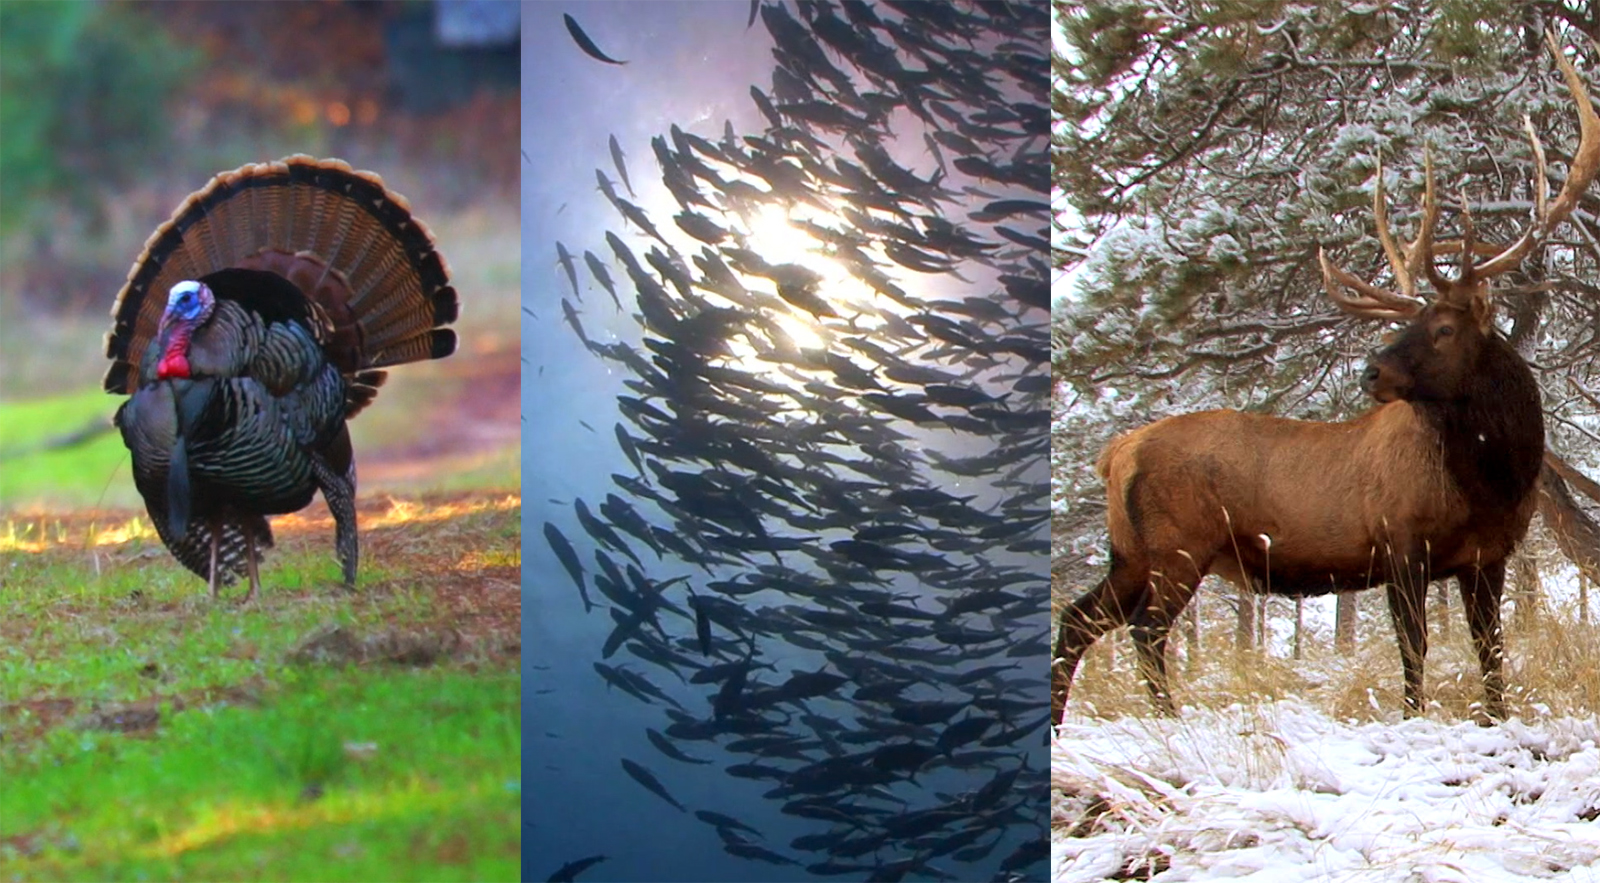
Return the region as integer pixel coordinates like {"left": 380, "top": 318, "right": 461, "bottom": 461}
{"left": 359, "top": 345, "right": 520, "bottom": 487}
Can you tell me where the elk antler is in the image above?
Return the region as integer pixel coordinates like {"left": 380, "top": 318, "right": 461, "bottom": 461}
{"left": 1322, "top": 32, "right": 1599, "bottom": 317}
{"left": 1469, "top": 31, "right": 1600, "bottom": 280}
{"left": 1319, "top": 252, "right": 1427, "bottom": 319}
{"left": 1318, "top": 149, "right": 1433, "bottom": 320}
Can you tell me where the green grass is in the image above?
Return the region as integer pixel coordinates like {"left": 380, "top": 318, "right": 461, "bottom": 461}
{"left": 0, "top": 547, "right": 415, "bottom": 703}
{"left": 0, "top": 492, "right": 521, "bottom": 882}
{"left": 2, "top": 670, "right": 519, "bottom": 882}
{"left": 0, "top": 388, "right": 134, "bottom": 509}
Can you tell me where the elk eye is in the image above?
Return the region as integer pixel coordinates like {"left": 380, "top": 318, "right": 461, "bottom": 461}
{"left": 1436, "top": 325, "right": 1455, "bottom": 339}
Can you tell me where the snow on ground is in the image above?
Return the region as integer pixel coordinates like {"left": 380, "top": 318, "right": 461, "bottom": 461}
{"left": 1053, "top": 702, "right": 1600, "bottom": 882}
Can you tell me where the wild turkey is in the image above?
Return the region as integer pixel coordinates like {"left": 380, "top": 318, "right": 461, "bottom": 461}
{"left": 104, "top": 155, "right": 458, "bottom": 600}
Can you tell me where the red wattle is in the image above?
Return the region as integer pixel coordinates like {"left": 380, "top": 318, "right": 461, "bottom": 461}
{"left": 156, "top": 324, "right": 193, "bottom": 379}
{"left": 156, "top": 352, "right": 190, "bottom": 379}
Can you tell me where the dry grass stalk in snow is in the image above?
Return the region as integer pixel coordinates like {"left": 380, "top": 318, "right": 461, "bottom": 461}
{"left": 1053, "top": 700, "right": 1600, "bottom": 882}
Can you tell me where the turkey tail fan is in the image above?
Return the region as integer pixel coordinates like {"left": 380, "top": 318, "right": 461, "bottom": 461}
{"left": 102, "top": 155, "right": 459, "bottom": 418}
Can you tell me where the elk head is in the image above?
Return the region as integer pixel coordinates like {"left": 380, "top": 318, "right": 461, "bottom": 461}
{"left": 1319, "top": 32, "right": 1600, "bottom": 404}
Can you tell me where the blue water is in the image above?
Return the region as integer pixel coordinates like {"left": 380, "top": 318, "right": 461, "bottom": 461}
{"left": 522, "top": 3, "right": 1050, "bottom": 881}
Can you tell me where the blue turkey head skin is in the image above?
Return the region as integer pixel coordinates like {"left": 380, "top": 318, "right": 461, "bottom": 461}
{"left": 155, "top": 280, "right": 216, "bottom": 380}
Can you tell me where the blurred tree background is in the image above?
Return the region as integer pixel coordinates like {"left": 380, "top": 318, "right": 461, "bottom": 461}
{"left": 0, "top": 2, "right": 193, "bottom": 238}
{"left": 0, "top": 0, "right": 520, "bottom": 506}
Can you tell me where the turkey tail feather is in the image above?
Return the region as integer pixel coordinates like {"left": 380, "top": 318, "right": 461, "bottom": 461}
{"left": 311, "top": 450, "right": 359, "bottom": 588}
{"left": 103, "top": 155, "right": 459, "bottom": 405}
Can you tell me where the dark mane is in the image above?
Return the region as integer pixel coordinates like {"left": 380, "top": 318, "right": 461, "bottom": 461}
{"left": 1423, "top": 332, "right": 1544, "bottom": 512}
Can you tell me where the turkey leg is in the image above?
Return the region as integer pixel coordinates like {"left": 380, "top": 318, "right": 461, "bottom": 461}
{"left": 310, "top": 452, "right": 358, "bottom": 588}
{"left": 207, "top": 521, "right": 221, "bottom": 599}
{"left": 241, "top": 530, "right": 260, "bottom": 603}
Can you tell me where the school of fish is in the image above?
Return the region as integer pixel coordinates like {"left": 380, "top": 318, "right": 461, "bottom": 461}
{"left": 541, "top": 2, "right": 1049, "bottom": 880}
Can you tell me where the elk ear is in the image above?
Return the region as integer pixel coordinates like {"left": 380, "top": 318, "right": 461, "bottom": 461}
{"left": 1469, "top": 288, "right": 1494, "bottom": 328}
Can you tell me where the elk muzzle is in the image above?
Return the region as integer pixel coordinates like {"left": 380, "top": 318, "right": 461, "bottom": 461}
{"left": 1360, "top": 355, "right": 1409, "bottom": 403}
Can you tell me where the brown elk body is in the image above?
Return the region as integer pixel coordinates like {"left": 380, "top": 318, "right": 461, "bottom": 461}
{"left": 1053, "top": 34, "right": 1600, "bottom": 725}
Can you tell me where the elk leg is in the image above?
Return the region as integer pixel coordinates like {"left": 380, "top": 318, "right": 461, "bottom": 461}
{"left": 1131, "top": 620, "right": 1179, "bottom": 715}
{"left": 1053, "top": 578, "right": 1122, "bottom": 724}
{"left": 1379, "top": 538, "right": 1433, "bottom": 717}
{"left": 1385, "top": 578, "right": 1429, "bottom": 717}
{"left": 1459, "top": 561, "right": 1507, "bottom": 721}
{"left": 1052, "top": 551, "right": 1150, "bottom": 724}
{"left": 1130, "top": 560, "right": 1201, "bottom": 717}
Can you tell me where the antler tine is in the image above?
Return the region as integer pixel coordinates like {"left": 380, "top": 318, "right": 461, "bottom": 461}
{"left": 1319, "top": 247, "right": 1424, "bottom": 320}
{"left": 1457, "top": 185, "right": 1478, "bottom": 284}
{"left": 1542, "top": 29, "right": 1600, "bottom": 233}
{"left": 1432, "top": 240, "right": 1517, "bottom": 258}
{"left": 1526, "top": 114, "right": 1550, "bottom": 226}
{"left": 1372, "top": 154, "right": 1418, "bottom": 297}
{"left": 1473, "top": 31, "right": 1600, "bottom": 278}
{"left": 1416, "top": 147, "right": 1453, "bottom": 293}
{"left": 1318, "top": 155, "right": 1430, "bottom": 319}
{"left": 1469, "top": 118, "right": 1550, "bottom": 278}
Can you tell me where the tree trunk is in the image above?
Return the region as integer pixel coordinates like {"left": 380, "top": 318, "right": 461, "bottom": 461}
{"left": 1184, "top": 593, "right": 1200, "bottom": 672}
{"left": 1540, "top": 453, "right": 1600, "bottom": 585}
{"left": 1510, "top": 551, "right": 1543, "bottom": 629}
{"left": 1293, "top": 596, "right": 1304, "bottom": 660}
{"left": 1335, "top": 592, "right": 1357, "bottom": 653}
{"left": 1235, "top": 579, "right": 1257, "bottom": 651}
{"left": 1094, "top": 628, "right": 1118, "bottom": 674}
{"left": 1539, "top": 452, "right": 1600, "bottom": 625}
{"left": 1432, "top": 580, "right": 1451, "bottom": 642}
{"left": 1257, "top": 592, "right": 1267, "bottom": 650}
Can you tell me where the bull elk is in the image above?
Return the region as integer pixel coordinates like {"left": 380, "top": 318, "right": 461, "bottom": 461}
{"left": 1053, "top": 33, "right": 1600, "bottom": 725}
